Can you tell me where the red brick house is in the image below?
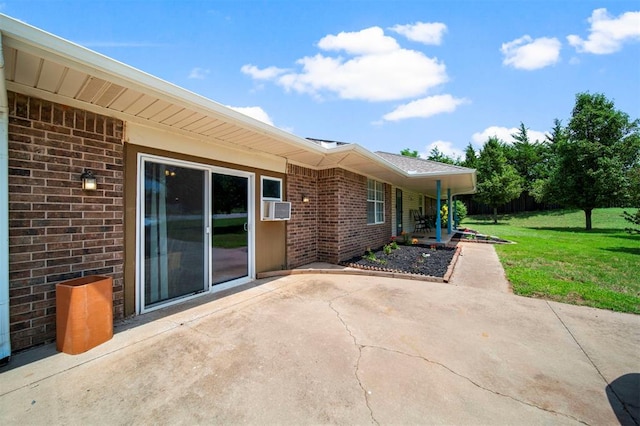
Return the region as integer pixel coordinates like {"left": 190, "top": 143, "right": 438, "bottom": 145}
{"left": 0, "top": 15, "right": 476, "bottom": 358}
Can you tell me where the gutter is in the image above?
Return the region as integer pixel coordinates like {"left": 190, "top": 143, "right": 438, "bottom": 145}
{"left": 0, "top": 14, "right": 325, "bottom": 157}
{"left": 0, "top": 31, "right": 11, "bottom": 362}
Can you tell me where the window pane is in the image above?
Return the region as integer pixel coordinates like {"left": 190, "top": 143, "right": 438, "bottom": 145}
{"left": 144, "top": 162, "right": 205, "bottom": 308}
{"left": 376, "top": 202, "right": 384, "bottom": 223}
{"left": 262, "top": 178, "right": 281, "bottom": 199}
{"left": 367, "top": 179, "right": 374, "bottom": 200}
{"left": 367, "top": 202, "right": 375, "bottom": 223}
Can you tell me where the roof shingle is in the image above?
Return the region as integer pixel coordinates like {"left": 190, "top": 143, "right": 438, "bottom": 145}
{"left": 375, "top": 151, "right": 475, "bottom": 174}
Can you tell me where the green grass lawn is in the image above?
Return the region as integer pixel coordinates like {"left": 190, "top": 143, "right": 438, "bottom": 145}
{"left": 460, "top": 208, "right": 640, "bottom": 314}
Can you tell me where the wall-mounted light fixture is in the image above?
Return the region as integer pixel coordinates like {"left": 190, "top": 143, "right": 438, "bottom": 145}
{"left": 81, "top": 169, "right": 97, "bottom": 191}
{"left": 302, "top": 195, "right": 310, "bottom": 203}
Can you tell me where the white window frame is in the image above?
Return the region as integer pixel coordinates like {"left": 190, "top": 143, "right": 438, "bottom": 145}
{"left": 261, "top": 176, "right": 283, "bottom": 219}
{"left": 367, "top": 179, "right": 385, "bottom": 225}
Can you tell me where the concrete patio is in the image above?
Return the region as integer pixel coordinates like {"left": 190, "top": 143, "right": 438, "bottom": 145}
{"left": 1, "top": 265, "right": 638, "bottom": 424}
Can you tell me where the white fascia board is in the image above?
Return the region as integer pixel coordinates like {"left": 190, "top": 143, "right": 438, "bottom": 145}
{"left": 409, "top": 169, "right": 477, "bottom": 178}
{"left": 0, "top": 14, "right": 325, "bottom": 155}
{"left": 328, "top": 143, "right": 411, "bottom": 177}
{"left": 330, "top": 143, "right": 477, "bottom": 183}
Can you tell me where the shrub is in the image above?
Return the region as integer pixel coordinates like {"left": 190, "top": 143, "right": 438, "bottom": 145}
{"left": 441, "top": 200, "right": 468, "bottom": 227}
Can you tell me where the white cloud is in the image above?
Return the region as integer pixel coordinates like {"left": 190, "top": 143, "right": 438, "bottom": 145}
{"left": 227, "top": 106, "right": 274, "bottom": 126}
{"left": 471, "top": 126, "right": 548, "bottom": 145}
{"left": 317, "top": 26, "right": 399, "bottom": 54}
{"left": 567, "top": 8, "right": 640, "bottom": 54}
{"left": 241, "top": 26, "right": 448, "bottom": 102}
{"left": 188, "top": 67, "right": 210, "bottom": 79}
{"left": 389, "top": 22, "right": 447, "bottom": 45}
{"left": 382, "top": 94, "right": 469, "bottom": 121}
{"left": 422, "top": 140, "right": 464, "bottom": 160}
{"left": 241, "top": 64, "right": 288, "bottom": 80}
{"left": 501, "top": 35, "right": 561, "bottom": 70}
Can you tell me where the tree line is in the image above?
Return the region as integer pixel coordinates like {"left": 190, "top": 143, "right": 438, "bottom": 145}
{"left": 402, "top": 92, "right": 640, "bottom": 230}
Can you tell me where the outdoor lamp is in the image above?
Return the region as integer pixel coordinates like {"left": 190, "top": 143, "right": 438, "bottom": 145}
{"left": 81, "top": 169, "right": 97, "bottom": 191}
{"left": 302, "top": 195, "right": 310, "bottom": 203}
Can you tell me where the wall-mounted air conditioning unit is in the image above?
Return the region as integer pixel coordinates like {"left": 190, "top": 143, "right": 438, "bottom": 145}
{"left": 262, "top": 201, "right": 292, "bottom": 221}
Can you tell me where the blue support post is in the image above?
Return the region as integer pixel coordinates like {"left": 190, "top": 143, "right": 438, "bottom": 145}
{"left": 436, "top": 180, "right": 441, "bottom": 242}
{"left": 453, "top": 195, "right": 458, "bottom": 229}
{"left": 447, "top": 188, "right": 452, "bottom": 234}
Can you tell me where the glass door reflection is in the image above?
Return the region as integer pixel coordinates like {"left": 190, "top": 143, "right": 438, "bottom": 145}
{"left": 211, "top": 173, "right": 249, "bottom": 284}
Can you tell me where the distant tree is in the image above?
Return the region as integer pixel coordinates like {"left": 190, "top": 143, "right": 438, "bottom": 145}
{"left": 400, "top": 148, "right": 419, "bottom": 157}
{"left": 475, "top": 137, "right": 523, "bottom": 223}
{"left": 626, "top": 165, "right": 640, "bottom": 207}
{"left": 505, "top": 123, "right": 545, "bottom": 193}
{"left": 461, "top": 143, "right": 478, "bottom": 169}
{"left": 545, "top": 92, "right": 640, "bottom": 230}
{"left": 427, "top": 146, "right": 457, "bottom": 164}
{"left": 531, "top": 119, "right": 566, "bottom": 203}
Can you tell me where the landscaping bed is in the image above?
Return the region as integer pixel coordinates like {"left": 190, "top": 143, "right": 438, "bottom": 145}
{"left": 341, "top": 244, "right": 456, "bottom": 277}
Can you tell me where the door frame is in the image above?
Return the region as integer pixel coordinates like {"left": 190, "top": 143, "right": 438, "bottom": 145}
{"left": 208, "top": 166, "right": 255, "bottom": 293}
{"left": 395, "top": 188, "right": 403, "bottom": 236}
{"left": 135, "top": 153, "right": 255, "bottom": 314}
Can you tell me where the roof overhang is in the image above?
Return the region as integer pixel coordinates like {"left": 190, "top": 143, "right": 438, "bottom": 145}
{"left": 0, "top": 14, "right": 475, "bottom": 197}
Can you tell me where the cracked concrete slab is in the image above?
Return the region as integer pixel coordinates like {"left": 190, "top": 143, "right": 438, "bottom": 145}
{"left": 1, "top": 274, "right": 638, "bottom": 425}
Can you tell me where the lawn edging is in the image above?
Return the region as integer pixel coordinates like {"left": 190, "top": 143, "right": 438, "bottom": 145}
{"left": 443, "top": 244, "right": 462, "bottom": 283}
{"left": 258, "top": 243, "right": 463, "bottom": 284}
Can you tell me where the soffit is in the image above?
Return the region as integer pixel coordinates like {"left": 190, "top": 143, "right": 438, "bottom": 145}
{"left": 0, "top": 22, "right": 327, "bottom": 168}
{"left": 0, "top": 16, "right": 476, "bottom": 197}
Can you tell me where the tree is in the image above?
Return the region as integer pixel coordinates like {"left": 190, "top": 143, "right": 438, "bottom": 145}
{"left": 400, "top": 148, "right": 418, "bottom": 157}
{"left": 531, "top": 119, "right": 565, "bottom": 203}
{"left": 461, "top": 143, "right": 478, "bottom": 169}
{"left": 426, "top": 146, "right": 457, "bottom": 164}
{"left": 505, "top": 123, "right": 545, "bottom": 193}
{"left": 475, "top": 137, "right": 523, "bottom": 223}
{"left": 545, "top": 92, "right": 640, "bottom": 230}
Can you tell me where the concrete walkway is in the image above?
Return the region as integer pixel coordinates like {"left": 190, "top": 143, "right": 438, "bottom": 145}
{"left": 1, "top": 273, "right": 639, "bottom": 424}
{"left": 449, "top": 242, "right": 512, "bottom": 292}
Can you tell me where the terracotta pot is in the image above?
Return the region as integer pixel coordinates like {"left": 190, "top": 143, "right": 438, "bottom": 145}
{"left": 56, "top": 275, "right": 113, "bottom": 355}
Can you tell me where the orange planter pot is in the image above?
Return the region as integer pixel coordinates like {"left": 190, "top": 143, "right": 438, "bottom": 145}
{"left": 56, "top": 275, "right": 113, "bottom": 355}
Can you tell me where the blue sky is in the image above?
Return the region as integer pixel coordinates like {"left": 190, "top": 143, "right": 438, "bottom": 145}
{"left": 2, "top": 1, "right": 639, "bottom": 159}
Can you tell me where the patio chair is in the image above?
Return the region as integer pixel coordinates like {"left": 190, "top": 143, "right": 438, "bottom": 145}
{"left": 412, "top": 210, "right": 428, "bottom": 233}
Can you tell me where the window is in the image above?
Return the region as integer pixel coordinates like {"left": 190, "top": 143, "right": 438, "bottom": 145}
{"left": 261, "top": 176, "right": 282, "bottom": 201}
{"left": 367, "top": 179, "right": 384, "bottom": 224}
{"left": 261, "top": 176, "right": 283, "bottom": 220}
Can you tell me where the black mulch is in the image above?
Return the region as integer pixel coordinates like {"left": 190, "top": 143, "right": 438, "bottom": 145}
{"left": 341, "top": 245, "right": 456, "bottom": 277}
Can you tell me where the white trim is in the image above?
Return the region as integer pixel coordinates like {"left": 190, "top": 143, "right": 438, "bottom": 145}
{"left": 0, "top": 14, "right": 325, "bottom": 155}
{"left": 210, "top": 166, "right": 255, "bottom": 286}
{"left": 367, "top": 179, "right": 385, "bottom": 225}
{"left": 0, "top": 32, "right": 11, "bottom": 360}
{"left": 260, "top": 176, "right": 283, "bottom": 220}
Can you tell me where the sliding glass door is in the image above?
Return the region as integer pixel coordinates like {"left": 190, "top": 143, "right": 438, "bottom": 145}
{"left": 139, "top": 155, "right": 254, "bottom": 312}
{"left": 142, "top": 160, "right": 208, "bottom": 310}
{"left": 211, "top": 172, "right": 249, "bottom": 284}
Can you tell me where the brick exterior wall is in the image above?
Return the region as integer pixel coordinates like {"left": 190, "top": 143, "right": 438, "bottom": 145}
{"left": 7, "top": 92, "right": 124, "bottom": 351}
{"left": 286, "top": 164, "right": 318, "bottom": 268}
{"left": 287, "top": 166, "right": 391, "bottom": 266}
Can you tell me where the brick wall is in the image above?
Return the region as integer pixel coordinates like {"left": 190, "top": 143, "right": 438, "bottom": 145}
{"left": 290, "top": 167, "right": 391, "bottom": 265}
{"left": 7, "top": 92, "right": 124, "bottom": 352}
{"left": 317, "top": 169, "right": 339, "bottom": 263}
{"left": 286, "top": 164, "right": 318, "bottom": 268}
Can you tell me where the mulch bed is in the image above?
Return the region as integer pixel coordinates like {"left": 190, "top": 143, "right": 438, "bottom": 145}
{"left": 341, "top": 245, "right": 456, "bottom": 277}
